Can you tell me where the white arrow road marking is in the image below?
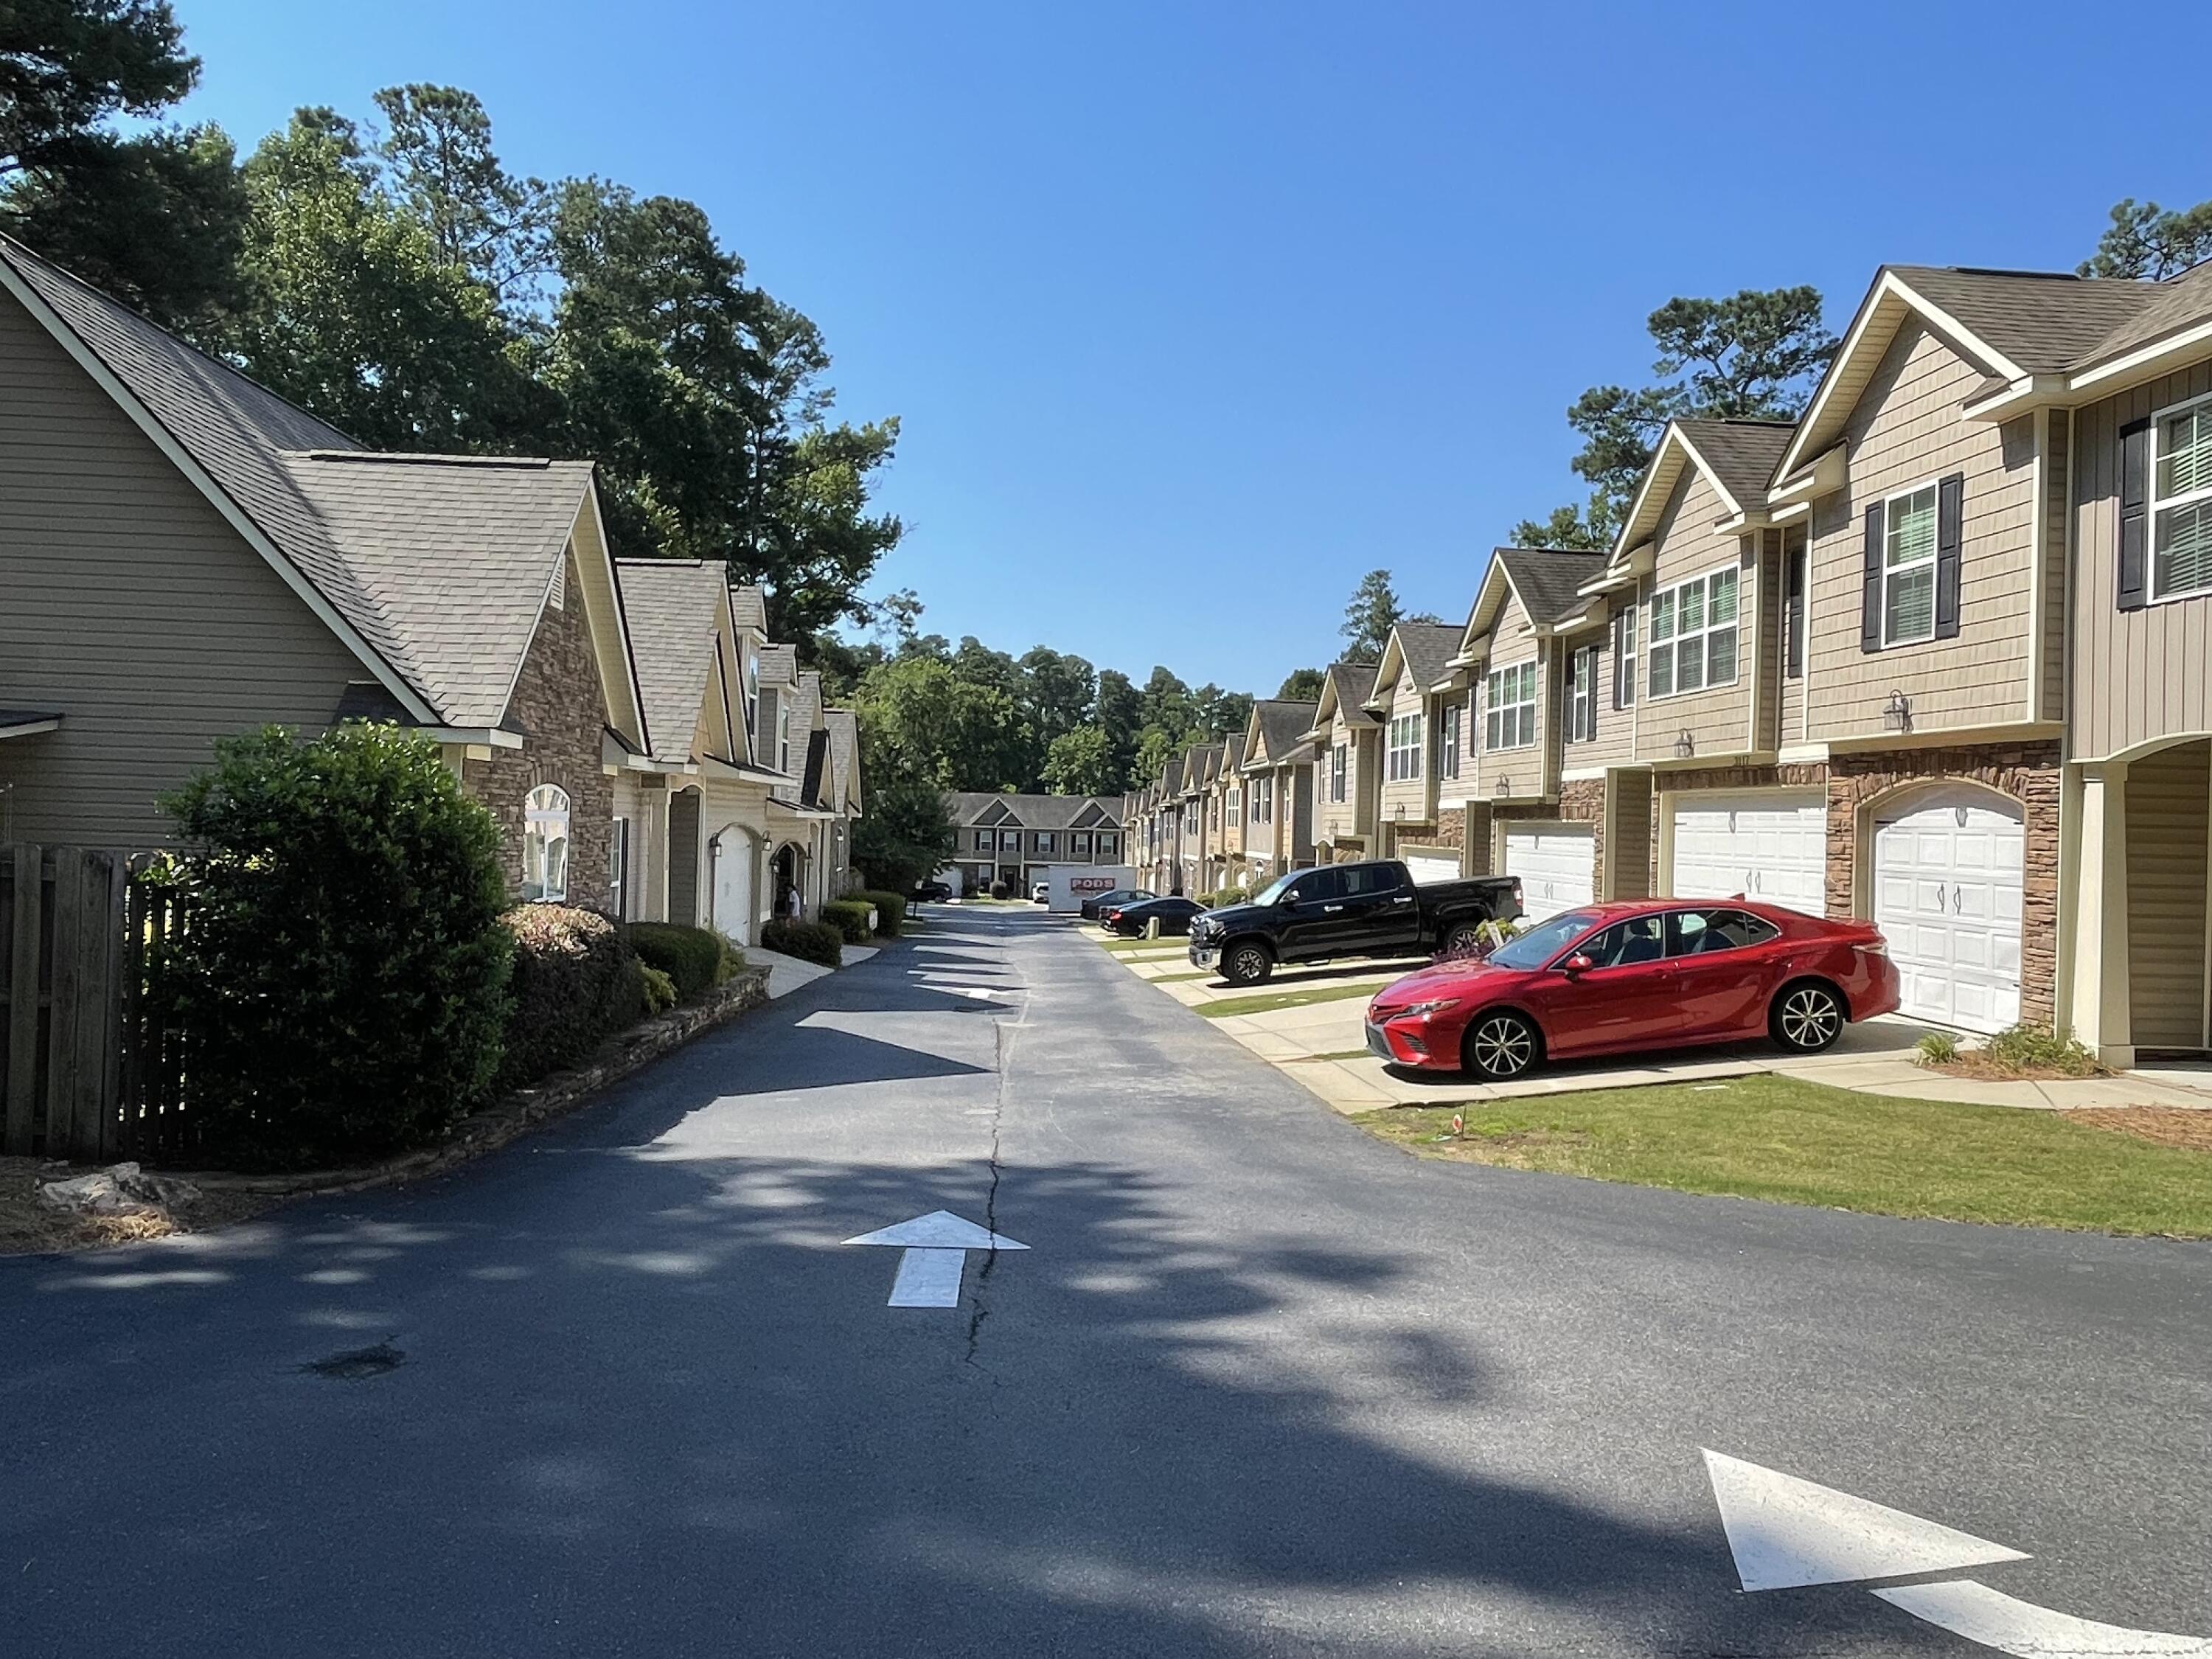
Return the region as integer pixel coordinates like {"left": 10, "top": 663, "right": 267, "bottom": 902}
{"left": 1703, "top": 1450, "right": 2028, "bottom": 1591}
{"left": 1874, "top": 1580, "right": 2212, "bottom": 1658}
{"left": 844, "top": 1210, "right": 1029, "bottom": 1309}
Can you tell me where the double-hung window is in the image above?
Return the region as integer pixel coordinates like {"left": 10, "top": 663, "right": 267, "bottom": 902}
{"left": 1648, "top": 566, "right": 1739, "bottom": 697}
{"left": 2153, "top": 394, "right": 2212, "bottom": 600}
{"left": 1615, "top": 605, "right": 1638, "bottom": 709}
{"left": 1228, "top": 786, "right": 1242, "bottom": 828}
{"left": 1881, "top": 484, "right": 1939, "bottom": 644}
{"left": 1330, "top": 743, "right": 1347, "bottom": 802}
{"left": 1072, "top": 831, "right": 1091, "bottom": 858}
{"left": 1484, "top": 661, "right": 1537, "bottom": 750}
{"left": 1387, "top": 712, "right": 1423, "bottom": 782}
{"left": 1568, "top": 644, "right": 1599, "bottom": 742}
{"left": 521, "top": 785, "right": 571, "bottom": 902}
{"left": 1437, "top": 703, "right": 1461, "bottom": 779}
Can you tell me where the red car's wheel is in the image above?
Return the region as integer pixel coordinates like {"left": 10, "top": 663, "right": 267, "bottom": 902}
{"left": 1461, "top": 1011, "right": 1540, "bottom": 1080}
{"left": 1770, "top": 981, "right": 1845, "bottom": 1053}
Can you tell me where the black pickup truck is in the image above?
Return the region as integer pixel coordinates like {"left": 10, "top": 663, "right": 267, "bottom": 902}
{"left": 1186, "top": 859, "right": 1523, "bottom": 985}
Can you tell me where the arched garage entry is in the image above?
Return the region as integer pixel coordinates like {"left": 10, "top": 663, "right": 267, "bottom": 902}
{"left": 709, "top": 822, "right": 761, "bottom": 947}
{"left": 1868, "top": 782, "right": 2024, "bottom": 1034}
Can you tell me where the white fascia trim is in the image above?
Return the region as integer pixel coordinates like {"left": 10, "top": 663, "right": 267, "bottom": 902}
{"left": 423, "top": 726, "right": 525, "bottom": 749}
{"left": 1610, "top": 437, "right": 1685, "bottom": 561}
{"left": 0, "top": 260, "right": 442, "bottom": 727}
{"left": 0, "top": 716, "right": 61, "bottom": 740}
{"left": 1820, "top": 719, "right": 2063, "bottom": 754}
{"left": 2067, "top": 317, "right": 2212, "bottom": 395}
{"left": 1961, "top": 374, "right": 2062, "bottom": 422}
{"left": 1770, "top": 499, "right": 1812, "bottom": 524}
{"left": 1559, "top": 764, "right": 1612, "bottom": 782}
{"left": 1776, "top": 741, "right": 1831, "bottom": 764}
{"left": 1671, "top": 430, "right": 1747, "bottom": 520}
{"left": 1767, "top": 443, "right": 1847, "bottom": 507}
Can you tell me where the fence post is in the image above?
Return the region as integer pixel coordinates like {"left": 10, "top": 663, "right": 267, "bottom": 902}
{"left": 4, "top": 844, "right": 41, "bottom": 1155}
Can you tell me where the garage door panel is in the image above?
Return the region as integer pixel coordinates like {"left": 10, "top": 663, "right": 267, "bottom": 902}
{"left": 1503, "top": 825, "right": 1593, "bottom": 923}
{"left": 1874, "top": 793, "right": 2025, "bottom": 1037}
{"left": 1668, "top": 792, "right": 1826, "bottom": 914}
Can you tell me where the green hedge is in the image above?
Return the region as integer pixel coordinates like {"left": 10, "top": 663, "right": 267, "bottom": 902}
{"left": 498, "top": 905, "right": 652, "bottom": 1091}
{"left": 1197, "top": 887, "right": 1251, "bottom": 908}
{"left": 763, "top": 917, "right": 843, "bottom": 967}
{"left": 821, "top": 899, "right": 874, "bottom": 945}
{"left": 855, "top": 889, "right": 908, "bottom": 937}
{"left": 145, "top": 723, "right": 513, "bottom": 1171}
{"left": 626, "top": 921, "right": 737, "bottom": 1002}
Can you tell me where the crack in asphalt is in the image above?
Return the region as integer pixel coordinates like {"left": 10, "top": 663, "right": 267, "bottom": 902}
{"left": 964, "top": 1016, "right": 1015, "bottom": 1368}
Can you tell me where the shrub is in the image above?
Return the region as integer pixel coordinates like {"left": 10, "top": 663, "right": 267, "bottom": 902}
{"left": 145, "top": 723, "right": 512, "bottom": 1170}
{"left": 639, "top": 964, "right": 678, "bottom": 1016}
{"left": 1980, "top": 1023, "right": 2104, "bottom": 1077}
{"left": 498, "top": 905, "right": 650, "bottom": 1090}
{"left": 822, "top": 899, "right": 874, "bottom": 944}
{"left": 990, "top": 880, "right": 1010, "bottom": 899}
{"left": 763, "top": 917, "right": 843, "bottom": 967}
{"left": 1916, "top": 1031, "right": 1961, "bottom": 1066}
{"left": 627, "top": 921, "right": 737, "bottom": 1002}
{"left": 856, "top": 889, "right": 908, "bottom": 937}
{"left": 1197, "top": 887, "right": 1250, "bottom": 908}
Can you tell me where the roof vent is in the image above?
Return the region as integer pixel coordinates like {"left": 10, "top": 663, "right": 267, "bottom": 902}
{"left": 1948, "top": 267, "right": 2079, "bottom": 282}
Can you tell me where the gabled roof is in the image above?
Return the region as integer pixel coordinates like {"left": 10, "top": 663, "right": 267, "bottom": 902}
{"left": 729, "top": 584, "right": 768, "bottom": 633}
{"left": 0, "top": 234, "right": 639, "bottom": 738}
{"left": 616, "top": 559, "right": 730, "bottom": 764}
{"left": 1157, "top": 754, "right": 1185, "bottom": 793}
{"left": 1307, "top": 661, "right": 1380, "bottom": 737}
{"left": 1242, "top": 698, "right": 1319, "bottom": 768}
{"left": 1366, "top": 621, "right": 1462, "bottom": 706}
{"left": 757, "top": 644, "right": 799, "bottom": 686}
{"left": 945, "top": 792, "right": 1122, "bottom": 830}
{"left": 825, "top": 709, "right": 860, "bottom": 813}
{"left": 1611, "top": 420, "right": 1794, "bottom": 559}
{"left": 1462, "top": 547, "right": 1607, "bottom": 651}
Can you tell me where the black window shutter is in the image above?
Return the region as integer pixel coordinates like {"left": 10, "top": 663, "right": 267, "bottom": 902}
{"left": 2118, "top": 417, "right": 2151, "bottom": 611}
{"left": 1934, "top": 472, "right": 1965, "bottom": 639}
{"left": 1784, "top": 546, "right": 1804, "bottom": 678}
{"left": 1860, "top": 501, "right": 1885, "bottom": 653}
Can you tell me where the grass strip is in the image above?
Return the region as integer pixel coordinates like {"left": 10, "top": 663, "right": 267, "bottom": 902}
{"left": 1354, "top": 1074, "right": 2212, "bottom": 1237}
{"left": 1194, "top": 981, "right": 1392, "bottom": 1020}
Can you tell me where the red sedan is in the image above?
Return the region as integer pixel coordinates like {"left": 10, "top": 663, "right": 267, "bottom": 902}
{"left": 1363, "top": 900, "right": 1900, "bottom": 1080}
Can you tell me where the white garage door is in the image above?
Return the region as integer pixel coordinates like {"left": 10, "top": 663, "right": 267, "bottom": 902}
{"left": 1669, "top": 791, "right": 1826, "bottom": 914}
{"left": 1405, "top": 852, "right": 1462, "bottom": 886}
{"left": 1503, "top": 824, "right": 1594, "bottom": 922}
{"left": 1875, "top": 791, "right": 2023, "bottom": 1034}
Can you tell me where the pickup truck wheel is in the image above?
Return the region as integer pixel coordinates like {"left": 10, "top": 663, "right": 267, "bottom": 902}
{"left": 1461, "top": 1012, "right": 1540, "bottom": 1080}
{"left": 1440, "top": 920, "right": 1486, "bottom": 956}
{"left": 1222, "top": 942, "right": 1273, "bottom": 986}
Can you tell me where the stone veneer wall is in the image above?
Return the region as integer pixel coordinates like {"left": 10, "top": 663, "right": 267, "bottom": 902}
{"left": 1823, "top": 742, "right": 2060, "bottom": 1030}
{"left": 462, "top": 554, "right": 615, "bottom": 908}
{"left": 1433, "top": 806, "right": 1464, "bottom": 849}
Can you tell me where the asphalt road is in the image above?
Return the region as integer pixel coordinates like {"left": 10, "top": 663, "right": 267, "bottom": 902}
{"left": 2, "top": 908, "right": 2207, "bottom": 1657}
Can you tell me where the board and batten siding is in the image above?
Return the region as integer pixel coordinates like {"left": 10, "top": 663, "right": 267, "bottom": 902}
{"left": 1804, "top": 319, "right": 2038, "bottom": 737}
{"left": 2123, "top": 739, "right": 2211, "bottom": 1048}
{"left": 0, "top": 289, "right": 365, "bottom": 846}
{"left": 2068, "top": 356, "right": 2212, "bottom": 761}
{"left": 1634, "top": 465, "right": 1753, "bottom": 762}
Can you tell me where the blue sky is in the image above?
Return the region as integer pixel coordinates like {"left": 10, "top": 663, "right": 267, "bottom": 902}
{"left": 173, "top": 0, "right": 2212, "bottom": 695}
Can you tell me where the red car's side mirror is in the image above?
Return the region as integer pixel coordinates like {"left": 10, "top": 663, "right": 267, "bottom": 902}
{"left": 1561, "top": 953, "right": 1594, "bottom": 975}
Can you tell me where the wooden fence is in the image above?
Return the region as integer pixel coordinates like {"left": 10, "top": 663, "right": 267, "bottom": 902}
{"left": 0, "top": 844, "right": 191, "bottom": 1163}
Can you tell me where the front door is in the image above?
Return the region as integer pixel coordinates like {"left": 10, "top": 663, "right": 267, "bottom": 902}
{"left": 712, "top": 833, "right": 754, "bottom": 947}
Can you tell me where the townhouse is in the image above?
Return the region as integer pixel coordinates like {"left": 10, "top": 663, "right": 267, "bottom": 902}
{"left": 1363, "top": 620, "right": 1469, "bottom": 881}
{"left": 944, "top": 793, "right": 1125, "bottom": 896}
{"left": 1304, "top": 661, "right": 1384, "bottom": 862}
{"left": 0, "top": 232, "right": 860, "bottom": 939}
{"left": 1178, "top": 741, "right": 1225, "bottom": 895}
{"left": 1234, "top": 699, "right": 1321, "bottom": 887}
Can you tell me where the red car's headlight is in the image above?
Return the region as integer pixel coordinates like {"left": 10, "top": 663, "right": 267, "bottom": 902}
{"left": 1386, "top": 998, "right": 1461, "bottom": 1020}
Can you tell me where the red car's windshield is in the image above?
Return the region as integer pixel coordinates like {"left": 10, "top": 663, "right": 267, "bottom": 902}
{"left": 1486, "top": 909, "right": 1602, "bottom": 970}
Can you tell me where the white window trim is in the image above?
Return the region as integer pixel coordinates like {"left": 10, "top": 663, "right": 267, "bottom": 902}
{"left": 1647, "top": 562, "right": 1742, "bottom": 700}
{"left": 1437, "top": 703, "right": 1461, "bottom": 779}
{"left": 521, "top": 784, "right": 571, "bottom": 904}
{"left": 1387, "top": 711, "right": 1424, "bottom": 782}
{"left": 1878, "top": 479, "right": 1941, "bottom": 648}
{"left": 1567, "top": 644, "right": 1599, "bottom": 743}
{"left": 1330, "top": 743, "right": 1347, "bottom": 803}
{"left": 1618, "top": 604, "right": 1638, "bottom": 709}
{"left": 2150, "top": 389, "right": 2212, "bottom": 605}
{"left": 1484, "top": 660, "right": 1537, "bottom": 751}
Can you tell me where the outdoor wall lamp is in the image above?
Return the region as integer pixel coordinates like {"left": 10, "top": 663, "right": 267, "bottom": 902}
{"left": 1672, "top": 731, "right": 1695, "bottom": 759}
{"left": 1883, "top": 689, "right": 1913, "bottom": 732}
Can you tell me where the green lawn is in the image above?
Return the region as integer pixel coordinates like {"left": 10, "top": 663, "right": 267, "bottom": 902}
{"left": 1356, "top": 1075, "right": 2212, "bottom": 1237}
{"left": 1195, "top": 981, "right": 1393, "bottom": 1020}
{"left": 1099, "top": 934, "right": 1181, "bottom": 954}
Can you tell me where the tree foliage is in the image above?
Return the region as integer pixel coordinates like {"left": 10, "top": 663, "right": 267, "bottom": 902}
{"left": 1519, "top": 286, "right": 1838, "bottom": 543}
{"left": 850, "top": 773, "right": 956, "bottom": 894}
{"left": 2081, "top": 195, "right": 2212, "bottom": 280}
{"left": 0, "top": 0, "right": 246, "bottom": 330}
{"left": 1276, "top": 667, "right": 1326, "bottom": 702}
{"left": 1338, "top": 569, "right": 1439, "bottom": 662}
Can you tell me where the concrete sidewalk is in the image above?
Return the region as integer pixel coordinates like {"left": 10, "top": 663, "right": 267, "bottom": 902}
{"left": 1079, "top": 922, "right": 2212, "bottom": 1117}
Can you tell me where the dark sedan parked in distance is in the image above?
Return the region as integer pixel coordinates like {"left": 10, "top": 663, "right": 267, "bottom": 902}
{"left": 1101, "top": 895, "right": 1204, "bottom": 938}
{"left": 1081, "top": 886, "right": 1155, "bottom": 920}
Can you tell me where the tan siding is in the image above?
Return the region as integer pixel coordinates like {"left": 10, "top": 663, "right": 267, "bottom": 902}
{"left": 1377, "top": 670, "right": 1430, "bottom": 825}
{"left": 2124, "top": 742, "right": 2210, "bottom": 1048}
{"left": 1468, "top": 587, "right": 1545, "bottom": 799}
{"left": 1606, "top": 769, "right": 1654, "bottom": 900}
{"left": 1635, "top": 468, "right": 1754, "bottom": 760}
{"left": 1561, "top": 614, "right": 1633, "bottom": 767}
{"left": 2039, "top": 409, "right": 2070, "bottom": 725}
{"left": 1779, "top": 525, "right": 1808, "bottom": 742}
{"left": 2069, "top": 355, "right": 2212, "bottom": 759}
{"left": 0, "top": 289, "right": 364, "bottom": 846}
{"left": 1753, "top": 529, "right": 1783, "bottom": 753}
{"left": 1804, "top": 319, "right": 2037, "bottom": 738}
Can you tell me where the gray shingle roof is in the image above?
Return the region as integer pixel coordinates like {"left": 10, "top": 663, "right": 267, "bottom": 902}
{"left": 1324, "top": 661, "right": 1380, "bottom": 724}
{"left": 944, "top": 792, "right": 1121, "bottom": 830}
{"left": 1674, "top": 419, "right": 1795, "bottom": 509}
{"left": 276, "top": 452, "right": 594, "bottom": 728}
{"left": 0, "top": 234, "right": 592, "bottom": 730}
{"left": 757, "top": 644, "right": 799, "bottom": 686}
{"left": 1390, "top": 622, "right": 1462, "bottom": 695}
{"left": 2076, "top": 259, "right": 2212, "bottom": 369}
{"left": 1250, "top": 698, "right": 1318, "bottom": 765}
{"left": 1495, "top": 546, "right": 1605, "bottom": 625}
{"left": 729, "top": 584, "right": 767, "bottom": 632}
{"left": 1888, "top": 265, "right": 2161, "bottom": 375}
{"left": 825, "top": 710, "right": 859, "bottom": 810}
{"left": 616, "top": 560, "right": 728, "bottom": 762}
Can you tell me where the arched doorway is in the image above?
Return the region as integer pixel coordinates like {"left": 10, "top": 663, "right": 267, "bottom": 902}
{"left": 772, "top": 841, "right": 806, "bottom": 922}
{"left": 709, "top": 824, "right": 758, "bottom": 947}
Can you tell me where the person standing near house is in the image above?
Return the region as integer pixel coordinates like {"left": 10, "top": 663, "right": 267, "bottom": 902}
{"left": 785, "top": 883, "right": 802, "bottom": 922}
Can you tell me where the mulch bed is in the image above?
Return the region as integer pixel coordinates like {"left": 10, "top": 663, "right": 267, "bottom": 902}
{"left": 2064, "top": 1108, "right": 2212, "bottom": 1154}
